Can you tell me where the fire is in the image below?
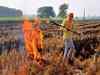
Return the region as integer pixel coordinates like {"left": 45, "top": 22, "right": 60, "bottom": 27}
{"left": 23, "top": 17, "right": 42, "bottom": 61}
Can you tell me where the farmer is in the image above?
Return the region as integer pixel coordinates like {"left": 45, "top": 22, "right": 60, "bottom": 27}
{"left": 61, "top": 12, "right": 77, "bottom": 60}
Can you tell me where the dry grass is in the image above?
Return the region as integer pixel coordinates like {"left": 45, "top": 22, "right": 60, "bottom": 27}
{"left": 0, "top": 48, "right": 100, "bottom": 75}
{"left": 0, "top": 20, "right": 100, "bottom": 75}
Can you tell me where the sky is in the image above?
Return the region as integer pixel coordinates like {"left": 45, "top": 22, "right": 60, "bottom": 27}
{"left": 0, "top": 0, "right": 100, "bottom": 17}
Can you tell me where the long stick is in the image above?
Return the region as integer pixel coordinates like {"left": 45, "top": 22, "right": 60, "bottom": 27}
{"left": 50, "top": 21, "right": 80, "bottom": 35}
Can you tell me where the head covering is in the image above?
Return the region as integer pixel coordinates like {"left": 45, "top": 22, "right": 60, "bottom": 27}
{"left": 66, "top": 12, "right": 74, "bottom": 30}
{"left": 68, "top": 12, "right": 74, "bottom": 18}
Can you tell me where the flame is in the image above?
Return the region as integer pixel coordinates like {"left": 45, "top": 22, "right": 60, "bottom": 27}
{"left": 23, "top": 16, "right": 32, "bottom": 31}
{"left": 23, "top": 17, "right": 42, "bottom": 61}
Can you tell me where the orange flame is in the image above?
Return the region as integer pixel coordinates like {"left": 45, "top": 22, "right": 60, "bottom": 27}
{"left": 23, "top": 16, "right": 42, "bottom": 60}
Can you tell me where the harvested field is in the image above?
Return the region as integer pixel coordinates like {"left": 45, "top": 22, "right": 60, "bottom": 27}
{"left": 0, "top": 20, "right": 100, "bottom": 75}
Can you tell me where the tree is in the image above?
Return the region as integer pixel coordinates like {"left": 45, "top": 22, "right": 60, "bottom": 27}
{"left": 37, "top": 6, "right": 56, "bottom": 18}
{"left": 0, "top": 6, "right": 23, "bottom": 16}
{"left": 58, "top": 4, "right": 68, "bottom": 18}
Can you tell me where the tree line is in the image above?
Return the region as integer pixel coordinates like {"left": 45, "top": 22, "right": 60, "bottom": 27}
{"left": 37, "top": 3, "right": 68, "bottom": 18}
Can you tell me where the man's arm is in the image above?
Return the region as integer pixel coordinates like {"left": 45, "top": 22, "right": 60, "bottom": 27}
{"left": 50, "top": 21, "right": 80, "bottom": 35}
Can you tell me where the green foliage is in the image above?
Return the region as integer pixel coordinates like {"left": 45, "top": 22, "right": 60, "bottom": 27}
{"left": 58, "top": 4, "right": 68, "bottom": 18}
{"left": 37, "top": 6, "right": 56, "bottom": 18}
{"left": 0, "top": 16, "right": 23, "bottom": 21}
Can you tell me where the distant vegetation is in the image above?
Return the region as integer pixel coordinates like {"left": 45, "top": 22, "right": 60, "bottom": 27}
{"left": 0, "top": 6, "right": 23, "bottom": 16}
{"left": 37, "top": 3, "right": 68, "bottom": 18}
{"left": 37, "top": 6, "right": 56, "bottom": 18}
{"left": 57, "top": 3, "right": 68, "bottom": 18}
{"left": 0, "top": 5, "right": 100, "bottom": 21}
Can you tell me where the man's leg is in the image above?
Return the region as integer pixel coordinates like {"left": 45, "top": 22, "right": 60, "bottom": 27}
{"left": 67, "top": 39, "right": 75, "bottom": 60}
{"left": 63, "top": 39, "right": 68, "bottom": 59}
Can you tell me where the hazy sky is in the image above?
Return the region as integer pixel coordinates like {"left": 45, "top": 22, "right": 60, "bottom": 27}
{"left": 0, "top": 0, "right": 100, "bottom": 17}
